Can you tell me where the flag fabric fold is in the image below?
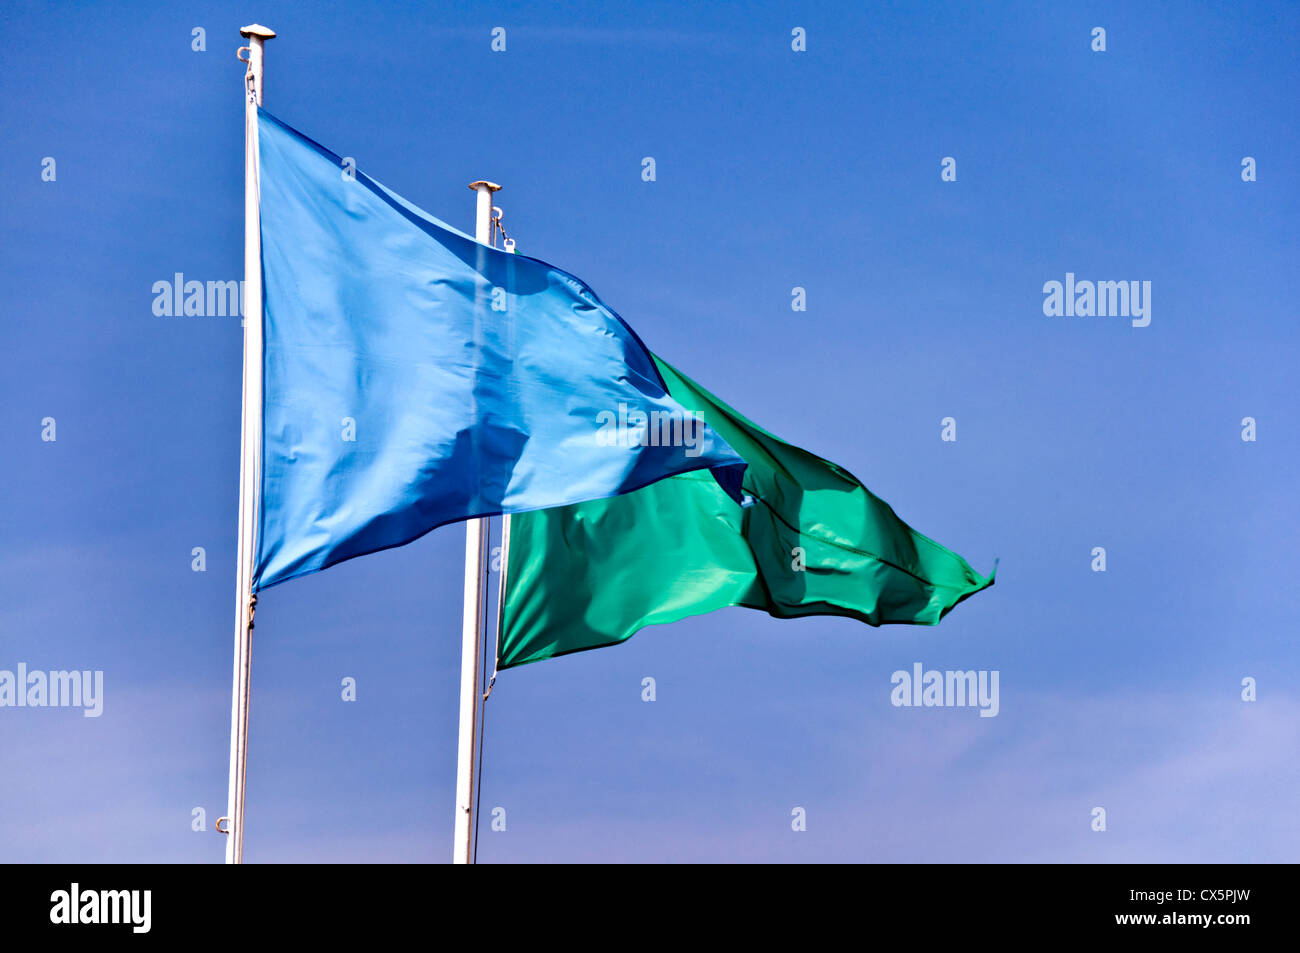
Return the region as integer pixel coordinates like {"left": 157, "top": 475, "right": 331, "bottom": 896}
{"left": 252, "top": 110, "right": 745, "bottom": 590}
{"left": 499, "top": 356, "right": 994, "bottom": 668}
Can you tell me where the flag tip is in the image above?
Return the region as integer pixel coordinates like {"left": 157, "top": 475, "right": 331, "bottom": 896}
{"left": 468, "top": 180, "right": 502, "bottom": 192}
{"left": 240, "top": 24, "right": 276, "bottom": 39}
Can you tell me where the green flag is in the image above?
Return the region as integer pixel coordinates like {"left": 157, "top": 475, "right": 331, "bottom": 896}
{"left": 498, "top": 356, "right": 994, "bottom": 669}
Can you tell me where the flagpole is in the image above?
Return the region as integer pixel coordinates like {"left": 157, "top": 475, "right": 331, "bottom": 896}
{"left": 223, "top": 23, "right": 274, "bottom": 865}
{"left": 453, "top": 179, "right": 501, "bottom": 864}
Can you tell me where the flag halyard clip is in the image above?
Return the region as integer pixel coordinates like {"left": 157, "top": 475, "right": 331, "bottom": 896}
{"left": 236, "top": 47, "right": 256, "bottom": 103}
{"left": 490, "top": 206, "right": 516, "bottom": 253}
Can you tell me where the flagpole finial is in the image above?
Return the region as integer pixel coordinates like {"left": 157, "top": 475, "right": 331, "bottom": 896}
{"left": 468, "top": 181, "right": 501, "bottom": 192}
{"left": 239, "top": 24, "right": 276, "bottom": 39}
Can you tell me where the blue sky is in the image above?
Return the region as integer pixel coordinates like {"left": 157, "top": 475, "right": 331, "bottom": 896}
{"left": 2, "top": 0, "right": 1297, "bottom": 862}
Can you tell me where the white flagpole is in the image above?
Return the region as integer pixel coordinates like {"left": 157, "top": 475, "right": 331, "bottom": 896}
{"left": 454, "top": 179, "right": 501, "bottom": 864}
{"left": 223, "top": 23, "right": 275, "bottom": 865}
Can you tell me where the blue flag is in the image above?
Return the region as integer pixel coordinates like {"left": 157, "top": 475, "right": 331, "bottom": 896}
{"left": 253, "top": 109, "right": 745, "bottom": 590}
